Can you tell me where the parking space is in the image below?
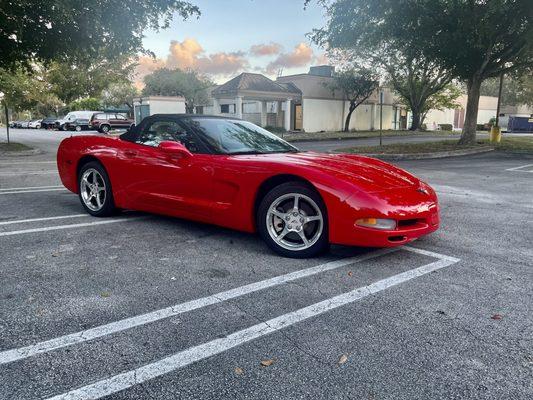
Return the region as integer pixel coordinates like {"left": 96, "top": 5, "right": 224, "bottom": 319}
{"left": 1, "top": 142, "right": 532, "bottom": 399}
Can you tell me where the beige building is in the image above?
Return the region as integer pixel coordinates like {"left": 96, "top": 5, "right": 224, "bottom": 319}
{"left": 200, "top": 66, "right": 408, "bottom": 133}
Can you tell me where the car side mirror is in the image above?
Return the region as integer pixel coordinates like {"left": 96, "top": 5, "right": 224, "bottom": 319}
{"left": 159, "top": 140, "right": 193, "bottom": 158}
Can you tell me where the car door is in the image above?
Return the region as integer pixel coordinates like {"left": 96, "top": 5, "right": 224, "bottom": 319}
{"left": 114, "top": 114, "right": 129, "bottom": 128}
{"left": 115, "top": 117, "right": 215, "bottom": 220}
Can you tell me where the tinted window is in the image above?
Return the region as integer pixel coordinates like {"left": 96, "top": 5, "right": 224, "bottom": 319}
{"left": 186, "top": 118, "right": 297, "bottom": 155}
{"left": 115, "top": 114, "right": 126, "bottom": 120}
{"left": 137, "top": 120, "right": 200, "bottom": 153}
{"left": 95, "top": 113, "right": 106, "bottom": 119}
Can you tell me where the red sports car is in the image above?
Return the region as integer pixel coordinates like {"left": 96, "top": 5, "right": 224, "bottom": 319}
{"left": 57, "top": 115, "right": 439, "bottom": 258}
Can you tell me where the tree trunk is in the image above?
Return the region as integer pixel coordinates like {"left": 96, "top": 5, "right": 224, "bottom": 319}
{"left": 185, "top": 102, "right": 194, "bottom": 114}
{"left": 459, "top": 75, "right": 482, "bottom": 145}
{"left": 344, "top": 105, "right": 355, "bottom": 132}
{"left": 409, "top": 111, "right": 421, "bottom": 131}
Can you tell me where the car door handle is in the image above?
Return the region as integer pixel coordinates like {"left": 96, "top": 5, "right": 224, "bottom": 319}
{"left": 124, "top": 150, "right": 137, "bottom": 157}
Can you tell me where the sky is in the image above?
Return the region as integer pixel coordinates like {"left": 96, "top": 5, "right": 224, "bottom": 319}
{"left": 137, "top": 0, "right": 328, "bottom": 85}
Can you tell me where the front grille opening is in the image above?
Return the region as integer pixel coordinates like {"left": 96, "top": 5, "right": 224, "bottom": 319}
{"left": 398, "top": 218, "right": 424, "bottom": 228}
{"left": 388, "top": 235, "right": 406, "bottom": 242}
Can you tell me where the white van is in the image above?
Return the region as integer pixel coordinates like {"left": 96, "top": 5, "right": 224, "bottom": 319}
{"left": 55, "top": 111, "right": 100, "bottom": 131}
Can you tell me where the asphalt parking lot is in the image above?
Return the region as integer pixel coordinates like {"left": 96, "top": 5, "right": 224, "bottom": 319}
{"left": 1, "top": 129, "right": 532, "bottom": 399}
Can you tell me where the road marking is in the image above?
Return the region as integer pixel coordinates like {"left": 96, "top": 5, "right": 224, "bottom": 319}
{"left": 0, "top": 161, "right": 56, "bottom": 165}
{"left": 0, "top": 247, "right": 399, "bottom": 365}
{"left": 0, "top": 214, "right": 87, "bottom": 226}
{"left": 46, "top": 249, "right": 459, "bottom": 400}
{"left": 0, "top": 188, "right": 66, "bottom": 195}
{"left": 505, "top": 163, "right": 533, "bottom": 172}
{"left": 0, "top": 185, "right": 63, "bottom": 191}
{"left": 0, "top": 170, "right": 57, "bottom": 176}
{"left": 0, "top": 217, "right": 145, "bottom": 237}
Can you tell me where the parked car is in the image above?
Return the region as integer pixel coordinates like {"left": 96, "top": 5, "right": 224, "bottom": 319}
{"left": 41, "top": 117, "right": 60, "bottom": 129}
{"left": 57, "top": 114, "right": 440, "bottom": 258}
{"left": 89, "top": 112, "right": 134, "bottom": 133}
{"left": 66, "top": 118, "right": 90, "bottom": 131}
{"left": 28, "top": 119, "right": 42, "bottom": 129}
{"left": 55, "top": 111, "right": 99, "bottom": 131}
{"left": 8, "top": 121, "right": 18, "bottom": 128}
{"left": 19, "top": 120, "right": 31, "bottom": 128}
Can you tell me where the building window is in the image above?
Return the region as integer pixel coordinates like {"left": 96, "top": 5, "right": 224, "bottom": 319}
{"left": 220, "top": 104, "right": 235, "bottom": 114}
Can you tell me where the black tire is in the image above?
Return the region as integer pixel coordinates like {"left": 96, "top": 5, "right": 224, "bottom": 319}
{"left": 257, "top": 181, "right": 329, "bottom": 258}
{"left": 100, "top": 124, "right": 110, "bottom": 133}
{"left": 78, "top": 161, "right": 116, "bottom": 217}
{"left": 75, "top": 125, "right": 82, "bottom": 132}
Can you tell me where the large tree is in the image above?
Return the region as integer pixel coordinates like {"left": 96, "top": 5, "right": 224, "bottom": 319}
{"left": 46, "top": 57, "right": 136, "bottom": 104}
{"left": 326, "top": 67, "right": 379, "bottom": 132}
{"left": 142, "top": 68, "right": 212, "bottom": 113}
{"left": 481, "top": 70, "right": 533, "bottom": 107}
{"left": 101, "top": 82, "right": 139, "bottom": 116}
{"left": 382, "top": 51, "right": 454, "bottom": 130}
{"left": 309, "top": 0, "right": 533, "bottom": 144}
{"left": 0, "top": 1, "right": 199, "bottom": 70}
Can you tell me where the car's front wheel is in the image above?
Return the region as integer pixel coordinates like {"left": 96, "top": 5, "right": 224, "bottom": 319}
{"left": 78, "top": 161, "right": 116, "bottom": 217}
{"left": 100, "top": 124, "right": 110, "bottom": 133}
{"left": 257, "top": 182, "right": 328, "bottom": 258}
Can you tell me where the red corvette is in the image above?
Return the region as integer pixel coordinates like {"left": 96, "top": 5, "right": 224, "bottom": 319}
{"left": 57, "top": 114, "right": 439, "bottom": 257}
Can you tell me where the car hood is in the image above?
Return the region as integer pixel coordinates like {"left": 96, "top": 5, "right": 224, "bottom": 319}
{"left": 251, "top": 152, "right": 421, "bottom": 193}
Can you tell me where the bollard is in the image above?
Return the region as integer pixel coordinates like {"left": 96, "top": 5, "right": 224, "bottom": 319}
{"left": 490, "top": 126, "right": 502, "bottom": 143}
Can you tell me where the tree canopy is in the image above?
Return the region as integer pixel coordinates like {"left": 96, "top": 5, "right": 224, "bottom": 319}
{"left": 326, "top": 67, "right": 379, "bottom": 132}
{"left": 142, "top": 68, "right": 212, "bottom": 113}
{"left": 0, "top": 0, "right": 200, "bottom": 70}
{"left": 310, "top": 0, "right": 533, "bottom": 144}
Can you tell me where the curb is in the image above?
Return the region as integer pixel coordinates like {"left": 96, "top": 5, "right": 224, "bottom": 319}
{"left": 282, "top": 133, "right": 460, "bottom": 143}
{"left": 0, "top": 148, "right": 42, "bottom": 157}
{"left": 335, "top": 146, "right": 495, "bottom": 160}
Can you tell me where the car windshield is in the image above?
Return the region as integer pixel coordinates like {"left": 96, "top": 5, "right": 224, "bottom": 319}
{"left": 186, "top": 118, "right": 298, "bottom": 155}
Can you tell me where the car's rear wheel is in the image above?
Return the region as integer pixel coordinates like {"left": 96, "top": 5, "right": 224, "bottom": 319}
{"left": 78, "top": 161, "right": 116, "bottom": 217}
{"left": 257, "top": 182, "right": 328, "bottom": 258}
{"left": 75, "top": 125, "right": 82, "bottom": 131}
{"left": 100, "top": 124, "right": 110, "bottom": 133}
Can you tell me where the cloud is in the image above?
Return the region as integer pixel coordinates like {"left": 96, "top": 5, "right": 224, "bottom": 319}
{"left": 314, "top": 52, "right": 329, "bottom": 65}
{"left": 133, "top": 56, "right": 167, "bottom": 89}
{"left": 249, "top": 42, "right": 283, "bottom": 56}
{"left": 166, "top": 38, "right": 249, "bottom": 75}
{"left": 266, "top": 43, "right": 314, "bottom": 74}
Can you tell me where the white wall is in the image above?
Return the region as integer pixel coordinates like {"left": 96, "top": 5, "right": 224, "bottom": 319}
{"left": 424, "top": 109, "right": 455, "bottom": 129}
{"left": 150, "top": 99, "right": 186, "bottom": 114}
{"left": 302, "top": 98, "right": 344, "bottom": 132}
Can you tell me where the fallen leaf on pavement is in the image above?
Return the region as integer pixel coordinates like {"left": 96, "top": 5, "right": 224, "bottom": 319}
{"left": 234, "top": 367, "right": 243, "bottom": 375}
{"left": 260, "top": 359, "right": 275, "bottom": 367}
{"left": 491, "top": 314, "right": 503, "bottom": 320}
{"left": 101, "top": 292, "right": 111, "bottom": 298}
{"left": 347, "top": 271, "right": 353, "bottom": 277}
{"left": 338, "top": 354, "right": 348, "bottom": 365}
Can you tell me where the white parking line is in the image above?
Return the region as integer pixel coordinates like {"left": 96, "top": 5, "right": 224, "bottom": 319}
{"left": 0, "top": 217, "right": 145, "bottom": 237}
{"left": 0, "top": 185, "right": 63, "bottom": 191}
{"left": 0, "top": 247, "right": 399, "bottom": 365}
{"left": 0, "top": 188, "right": 66, "bottom": 195}
{"left": 505, "top": 163, "right": 533, "bottom": 172}
{"left": 0, "top": 170, "right": 57, "bottom": 176}
{"left": 0, "top": 161, "right": 56, "bottom": 165}
{"left": 46, "top": 250, "right": 460, "bottom": 400}
{"left": 0, "top": 214, "right": 87, "bottom": 226}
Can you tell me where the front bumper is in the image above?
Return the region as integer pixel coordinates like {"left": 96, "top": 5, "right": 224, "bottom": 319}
{"left": 328, "top": 186, "right": 440, "bottom": 247}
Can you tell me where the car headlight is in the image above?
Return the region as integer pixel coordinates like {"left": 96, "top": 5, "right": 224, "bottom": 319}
{"left": 355, "top": 218, "right": 397, "bottom": 230}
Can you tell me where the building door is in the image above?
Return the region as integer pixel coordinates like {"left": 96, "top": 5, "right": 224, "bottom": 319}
{"left": 294, "top": 104, "right": 303, "bottom": 130}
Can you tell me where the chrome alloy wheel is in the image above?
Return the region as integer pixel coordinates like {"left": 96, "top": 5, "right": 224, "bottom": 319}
{"left": 266, "top": 193, "right": 323, "bottom": 251}
{"left": 80, "top": 168, "right": 106, "bottom": 211}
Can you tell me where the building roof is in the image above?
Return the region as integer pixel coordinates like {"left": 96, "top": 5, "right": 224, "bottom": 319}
{"left": 212, "top": 73, "right": 301, "bottom": 96}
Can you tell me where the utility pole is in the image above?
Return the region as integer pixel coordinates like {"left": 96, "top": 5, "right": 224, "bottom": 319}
{"left": 495, "top": 72, "right": 504, "bottom": 127}
{"left": 379, "top": 90, "right": 384, "bottom": 147}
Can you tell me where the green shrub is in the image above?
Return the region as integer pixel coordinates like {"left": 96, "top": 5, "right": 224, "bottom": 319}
{"left": 438, "top": 123, "right": 453, "bottom": 131}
